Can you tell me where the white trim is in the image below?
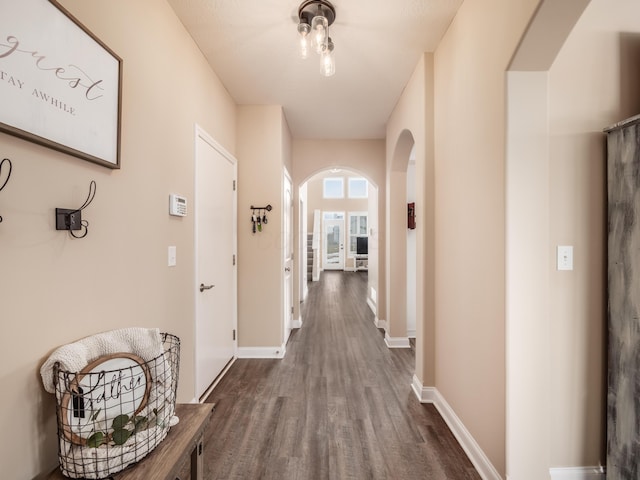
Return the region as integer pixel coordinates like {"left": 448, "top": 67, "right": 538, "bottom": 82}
{"left": 198, "top": 357, "right": 237, "bottom": 402}
{"left": 367, "top": 297, "right": 377, "bottom": 315}
{"left": 237, "top": 345, "right": 286, "bottom": 359}
{"left": 411, "top": 374, "right": 437, "bottom": 403}
{"left": 384, "top": 332, "right": 410, "bottom": 348}
{"left": 374, "top": 318, "right": 387, "bottom": 330}
{"left": 549, "top": 466, "right": 605, "bottom": 480}
{"left": 411, "top": 376, "right": 501, "bottom": 480}
{"left": 292, "top": 317, "right": 302, "bottom": 329}
{"left": 433, "top": 390, "right": 501, "bottom": 480}
{"left": 407, "top": 329, "right": 416, "bottom": 339}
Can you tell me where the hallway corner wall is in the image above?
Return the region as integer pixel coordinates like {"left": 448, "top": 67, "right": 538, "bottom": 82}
{"left": 237, "top": 105, "right": 289, "bottom": 352}
{"left": 0, "top": 0, "right": 237, "bottom": 477}
{"left": 430, "top": 0, "right": 540, "bottom": 476}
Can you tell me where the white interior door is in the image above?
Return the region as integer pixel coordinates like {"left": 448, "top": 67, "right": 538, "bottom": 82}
{"left": 195, "top": 126, "right": 237, "bottom": 400}
{"left": 283, "top": 172, "right": 293, "bottom": 342}
{"left": 323, "top": 217, "right": 344, "bottom": 270}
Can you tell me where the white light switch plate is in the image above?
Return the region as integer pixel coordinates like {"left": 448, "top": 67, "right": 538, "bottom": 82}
{"left": 168, "top": 246, "right": 177, "bottom": 267}
{"left": 557, "top": 245, "right": 573, "bottom": 271}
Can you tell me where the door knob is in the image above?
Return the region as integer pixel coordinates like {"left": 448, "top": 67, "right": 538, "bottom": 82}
{"left": 199, "top": 283, "right": 215, "bottom": 292}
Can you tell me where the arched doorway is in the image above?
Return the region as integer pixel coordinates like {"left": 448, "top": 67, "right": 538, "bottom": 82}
{"left": 385, "top": 130, "right": 415, "bottom": 347}
{"left": 297, "top": 167, "right": 380, "bottom": 326}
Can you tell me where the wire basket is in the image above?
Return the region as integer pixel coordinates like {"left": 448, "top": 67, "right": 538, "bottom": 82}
{"left": 52, "top": 333, "right": 180, "bottom": 479}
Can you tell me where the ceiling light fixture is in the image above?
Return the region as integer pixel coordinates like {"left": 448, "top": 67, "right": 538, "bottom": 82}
{"left": 297, "top": 0, "right": 336, "bottom": 77}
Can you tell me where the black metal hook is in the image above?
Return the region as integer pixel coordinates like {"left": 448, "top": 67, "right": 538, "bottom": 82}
{"left": 55, "top": 180, "right": 97, "bottom": 238}
{"left": 0, "top": 158, "right": 13, "bottom": 223}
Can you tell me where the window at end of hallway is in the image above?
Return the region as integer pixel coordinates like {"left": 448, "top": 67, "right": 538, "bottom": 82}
{"left": 323, "top": 177, "right": 344, "bottom": 198}
{"left": 348, "top": 177, "right": 368, "bottom": 198}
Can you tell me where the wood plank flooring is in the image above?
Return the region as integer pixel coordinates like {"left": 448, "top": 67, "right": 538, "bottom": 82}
{"left": 203, "top": 271, "right": 481, "bottom": 479}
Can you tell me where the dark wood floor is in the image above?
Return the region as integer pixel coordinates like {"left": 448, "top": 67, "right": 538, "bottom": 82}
{"left": 203, "top": 271, "right": 480, "bottom": 479}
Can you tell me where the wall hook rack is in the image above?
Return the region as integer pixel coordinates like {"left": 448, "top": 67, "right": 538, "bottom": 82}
{"left": 55, "top": 180, "right": 96, "bottom": 239}
{"left": 0, "top": 158, "right": 13, "bottom": 223}
{"left": 250, "top": 204, "right": 272, "bottom": 234}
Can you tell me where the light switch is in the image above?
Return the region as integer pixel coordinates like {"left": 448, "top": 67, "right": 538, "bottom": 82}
{"left": 557, "top": 245, "right": 573, "bottom": 271}
{"left": 168, "top": 246, "right": 177, "bottom": 267}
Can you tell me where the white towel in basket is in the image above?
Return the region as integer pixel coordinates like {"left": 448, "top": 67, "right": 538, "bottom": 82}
{"left": 40, "top": 327, "right": 164, "bottom": 393}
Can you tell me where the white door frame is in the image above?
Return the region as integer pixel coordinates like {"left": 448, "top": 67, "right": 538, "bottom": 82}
{"left": 322, "top": 213, "right": 345, "bottom": 270}
{"left": 194, "top": 124, "right": 237, "bottom": 401}
{"left": 283, "top": 169, "right": 293, "bottom": 344}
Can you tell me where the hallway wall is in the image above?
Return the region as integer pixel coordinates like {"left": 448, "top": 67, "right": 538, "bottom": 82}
{"left": 0, "top": 1, "right": 237, "bottom": 477}
{"left": 547, "top": 0, "right": 640, "bottom": 471}
{"left": 237, "top": 105, "right": 291, "bottom": 351}
{"left": 385, "top": 1, "right": 540, "bottom": 476}
{"left": 386, "top": 53, "right": 434, "bottom": 400}
{"left": 432, "top": 0, "right": 540, "bottom": 474}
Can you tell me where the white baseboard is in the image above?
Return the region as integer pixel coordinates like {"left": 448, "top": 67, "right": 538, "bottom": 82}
{"left": 411, "top": 374, "right": 437, "bottom": 402}
{"left": 549, "top": 467, "right": 606, "bottom": 480}
{"left": 367, "top": 297, "right": 377, "bottom": 316}
{"left": 237, "top": 344, "right": 286, "bottom": 359}
{"left": 411, "top": 375, "right": 501, "bottom": 480}
{"left": 384, "top": 331, "right": 410, "bottom": 348}
{"left": 374, "top": 317, "right": 387, "bottom": 330}
{"left": 292, "top": 317, "right": 302, "bottom": 329}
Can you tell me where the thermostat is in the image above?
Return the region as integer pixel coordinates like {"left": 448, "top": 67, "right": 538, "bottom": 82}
{"left": 169, "top": 194, "right": 187, "bottom": 217}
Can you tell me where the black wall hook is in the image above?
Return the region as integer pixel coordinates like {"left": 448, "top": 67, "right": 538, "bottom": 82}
{"left": 250, "top": 204, "right": 272, "bottom": 233}
{"left": 55, "top": 180, "right": 96, "bottom": 239}
{"left": 0, "top": 158, "right": 13, "bottom": 223}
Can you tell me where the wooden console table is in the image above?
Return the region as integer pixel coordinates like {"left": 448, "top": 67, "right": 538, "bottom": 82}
{"left": 47, "top": 403, "right": 214, "bottom": 480}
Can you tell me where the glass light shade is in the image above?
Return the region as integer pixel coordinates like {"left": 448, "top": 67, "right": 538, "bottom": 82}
{"left": 297, "top": 22, "right": 311, "bottom": 59}
{"left": 311, "top": 15, "right": 328, "bottom": 54}
{"left": 320, "top": 39, "right": 335, "bottom": 77}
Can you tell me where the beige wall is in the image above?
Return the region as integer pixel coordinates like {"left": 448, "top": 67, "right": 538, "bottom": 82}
{"left": 292, "top": 139, "right": 386, "bottom": 322}
{"left": 306, "top": 171, "right": 369, "bottom": 232}
{"left": 546, "top": 0, "right": 640, "bottom": 472}
{"left": 506, "top": 0, "right": 640, "bottom": 476}
{"left": 431, "top": 0, "right": 539, "bottom": 475}
{"left": 0, "top": 1, "right": 237, "bottom": 477}
{"left": 386, "top": 54, "right": 435, "bottom": 382}
{"left": 237, "top": 105, "right": 290, "bottom": 349}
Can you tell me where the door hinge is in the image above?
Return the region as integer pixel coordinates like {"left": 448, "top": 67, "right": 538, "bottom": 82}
{"left": 232, "top": 254, "right": 236, "bottom": 266}
{"left": 233, "top": 329, "right": 236, "bottom": 341}
{"left": 291, "top": 306, "right": 294, "bottom": 314}
{"left": 233, "top": 180, "right": 236, "bottom": 191}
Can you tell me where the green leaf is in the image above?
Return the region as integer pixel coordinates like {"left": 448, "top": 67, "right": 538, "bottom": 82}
{"left": 111, "top": 414, "right": 130, "bottom": 430}
{"left": 133, "top": 416, "right": 148, "bottom": 433}
{"left": 87, "top": 431, "right": 105, "bottom": 448}
{"left": 112, "top": 428, "right": 132, "bottom": 445}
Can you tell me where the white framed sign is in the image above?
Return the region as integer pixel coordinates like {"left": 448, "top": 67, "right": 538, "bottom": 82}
{"left": 60, "top": 353, "right": 151, "bottom": 446}
{"left": 0, "top": 0, "right": 122, "bottom": 168}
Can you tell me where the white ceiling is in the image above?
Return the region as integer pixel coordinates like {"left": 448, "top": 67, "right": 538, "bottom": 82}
{"left": 166, "top": 0, "right": 463, "bottom": 139}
